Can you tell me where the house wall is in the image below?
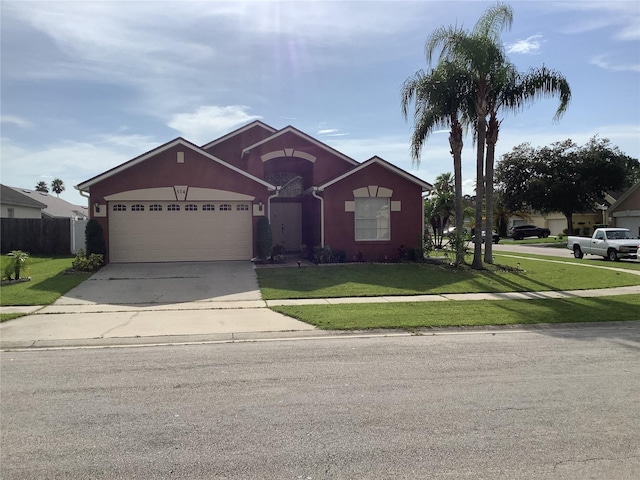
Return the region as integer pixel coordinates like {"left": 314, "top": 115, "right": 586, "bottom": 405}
{"left": 0, "top": 204, "right": 42, "bottom": 219}
{"left": 89, "top": 144, "right": 271, "bottom": 261}
{"left": 527, "top": 212, "right": 601, "bottom": 236}
{"left": 203, "top": 124, "right": 275, "bottom": 169}
{"left": 611, "top": 187, "right": 640, "bottom": 236}
{"left": 244, "top": 133, "right": 354, "bottom": 186}
{"left": 322, "top": 163, "right": 423, "bottom": 261}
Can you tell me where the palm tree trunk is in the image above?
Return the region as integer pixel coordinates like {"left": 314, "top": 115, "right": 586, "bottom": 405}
{"left": 472, "top": 104, "right": 487, "bottom": 269}
{"left": 484, "top": 114, "right": 499, "bottom": 264}
{"left": 450, "top": 121, "right": 464, "bottom": 265}
{"left": 449, "top": 123, "right": 464, "bottom": 265}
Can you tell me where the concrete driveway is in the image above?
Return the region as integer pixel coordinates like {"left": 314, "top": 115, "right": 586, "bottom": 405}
{"left": 55, "top": 261, "right": 263, "bottom": 306}
{"left": 0, "top": 261, "right": 315, "bottom": 348}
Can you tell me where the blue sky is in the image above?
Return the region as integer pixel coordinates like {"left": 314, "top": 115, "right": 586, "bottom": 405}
{"left": 1, "top": 0, "right": 639, "bottom": 205}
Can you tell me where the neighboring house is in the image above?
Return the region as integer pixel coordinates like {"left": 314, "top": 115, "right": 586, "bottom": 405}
{"left": 609, "top": 181, "right": 640, "bottom": 237}
{"left": 0, "top": 184, "right": 46, "bottom": 218}
{"left": 6, "top": 187, "right": 88, "bottom": 220}
{"left": 76, "top": 121, "right": 432, "bottom": 263}
{"left": 520, "top": 211, "right": 603, "bottom": 237}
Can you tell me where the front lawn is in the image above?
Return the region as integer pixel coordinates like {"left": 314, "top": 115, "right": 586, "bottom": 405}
{"left": 272, "top": 294, "right": 640, "bottom": 330}
{"left": 257, "top": 254, "right": 640, "bottom": 300}
{"left": 0, "top": 256, "right": 90, "bottom": 309}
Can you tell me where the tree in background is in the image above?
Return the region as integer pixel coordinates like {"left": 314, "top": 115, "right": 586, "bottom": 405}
{"left": 496, "top": 137, "right": 638, "bottom": 234}
{"left": 424, "top": 173, "right": 455, "bottom": 249}
{"left": 35, "top": 181, "right": 49, "bottom": 193}
{"left": 51, "top": 178, "right": 65, "bottom": 197}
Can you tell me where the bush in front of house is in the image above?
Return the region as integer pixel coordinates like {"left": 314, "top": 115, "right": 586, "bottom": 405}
{"left": 85, "top": 219, "right": 107, "bottom": 257}
{"left": 256, "top": 216, "right": 272, "bottom": 260}
{"left": 72, "top": 249, "right": 104, "bottom": 272}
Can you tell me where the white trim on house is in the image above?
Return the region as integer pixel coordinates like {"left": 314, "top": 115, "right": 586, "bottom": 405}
{"left": 317, "top": 156, "right": 432, "bottom": 191}
{"left": 76, "top": 138, "right": 277, "bottom": 193}
{"left": 240, "top": 126, "right": 359, "bottom": 166}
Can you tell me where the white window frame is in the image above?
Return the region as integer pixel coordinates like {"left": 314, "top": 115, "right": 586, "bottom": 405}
{"left": 355, "top": 197, "right": 390, "bottom": 241}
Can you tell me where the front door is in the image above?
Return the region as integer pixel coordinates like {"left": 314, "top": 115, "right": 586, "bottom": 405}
{"left": 270, "top": 202, "right": 302, "bottom": 252}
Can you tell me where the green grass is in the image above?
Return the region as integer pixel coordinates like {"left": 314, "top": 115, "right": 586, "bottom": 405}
{"left": 257, "top": 255, "right": 640, "bottom": 300}
{"left": 499, "top": 237, "right": 567, "bottom": 246}
{"left": 0, "top": 255, "right": 91, "bottom": 310}
{"left": 272, "top": 295, "right": 640, "bottom": 330}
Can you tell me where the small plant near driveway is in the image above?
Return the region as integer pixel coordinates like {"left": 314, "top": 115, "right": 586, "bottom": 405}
{"left": 2, "top": 251, "right": 30, "bottom": 283}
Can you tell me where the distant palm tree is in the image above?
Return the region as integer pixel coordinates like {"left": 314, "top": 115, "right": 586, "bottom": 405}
{"left": 35, "top": 181, "right": 49, "bottom": 193}
{"left": 401, "top": 61, "right": 474, "bottom": 265}
{"left": 425, "top": 2, "right": 514, "bottom": 269}
{"left": 51, "top": 178, "right": 65, "bottom": 197}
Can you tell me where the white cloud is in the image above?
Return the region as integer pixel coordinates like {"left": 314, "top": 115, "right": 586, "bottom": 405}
{"left": 590, "top": 54, "right": 640, "bottom": 73}
{"left": 0, "top": 115, "right": 32, "bottom": 128}
{"left": 167, "top": 106, "right": 262, "bottom": 144}
{"left": 506, "top": 34, "right": 543, "bottom": 55}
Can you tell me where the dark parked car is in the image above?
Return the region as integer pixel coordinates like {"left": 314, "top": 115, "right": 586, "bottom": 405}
{"left": 509, "top": 224, "right": 550, "bottom": 240}
{"left": 471, "top": 231, "right": 500, "bottom": 244}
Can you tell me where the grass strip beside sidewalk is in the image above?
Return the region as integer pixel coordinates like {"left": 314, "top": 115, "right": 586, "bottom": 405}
{"left": 272, "top": 295, "right": 640, "bottom": 330}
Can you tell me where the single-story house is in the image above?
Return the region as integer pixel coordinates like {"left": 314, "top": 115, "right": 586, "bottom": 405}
{"left": 6, "top": 186, "right": 88, "bottom": 220}
{"left": 1, "top": 184, "right": 47, "bottom": 218}
{"left": 76, "top": 121, "right": 432, "bottom": 263}
{"left": 609, "top": 181, "right": 640, "bottom": 237}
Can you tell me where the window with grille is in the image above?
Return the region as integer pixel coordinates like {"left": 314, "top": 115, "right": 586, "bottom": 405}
{"left": 167, "top": 204, "right": 180, "bottom": 211}
{"left": 355, "top": 198, "right": 390, "bottom": 240}
{"left": 185, "top": 204, "right": 198, "bottom": 211}
{"left": 219, "top": 204, "right": 231, "bottom": 211}
{"left": 112, "top": 204, "right": 126, "bottom": 211}
{"left": 236, "top": 204, "right": 249, "bottom": 211}
{"left": 149, "top": 204, "right": 162, "bottom": 211}
{"left": 131, "top": 204, "right": 144, "bottom": 211}
{"left": 202, "top": 204, "right": 215, "bottom": 211}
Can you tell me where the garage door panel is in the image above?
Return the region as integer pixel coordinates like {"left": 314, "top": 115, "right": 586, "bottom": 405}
{"left": 109, "top": 202, "right": 252, "bottom": 262}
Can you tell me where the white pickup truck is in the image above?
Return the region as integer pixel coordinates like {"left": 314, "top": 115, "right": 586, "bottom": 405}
{"left": 567, "top": 228, "right": 640, "bottom": 261}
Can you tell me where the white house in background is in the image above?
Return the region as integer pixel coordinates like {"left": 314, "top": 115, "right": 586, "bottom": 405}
{"left": 0, "top": 184, "right": 46, "bottom": 218}
{"left": 6, "top": 186, "right": 88, "bottom": 220}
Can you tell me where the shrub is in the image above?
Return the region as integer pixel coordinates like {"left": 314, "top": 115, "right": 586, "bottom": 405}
{"left": 255, "top": 216, "right": 272, "bottom": 260}
{"left": 313, "top": 245, "right": 333, "bottom": 264}
{"left": 72, "top": 249, "right": 104, "bottom": 272}
{"left": 85, "top": 219, "right": 107, "bottom": 257}
{"left": 3, "top": 250, "right": 30, "bottom": 280}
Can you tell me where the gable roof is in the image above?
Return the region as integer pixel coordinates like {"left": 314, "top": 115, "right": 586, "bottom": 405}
{"left": 1, "top": 184, "right": 47, "bottom": 209}
{"left": 317, "top": 156, "right": 433, "bottom": 191}
{"left": 240, "top": 126, "right": 359, "bottom": 166}
{"left": 200, "top": 120, "right": 277, "bottom": 150}
{"left": 7, "top": 186, "right": 88, "bottom": 219}
{"left": 76, "top": 137, "right": 277, "bottom": 192}
{"left": 608, "top": 181, "right": 640, "bottom": 212}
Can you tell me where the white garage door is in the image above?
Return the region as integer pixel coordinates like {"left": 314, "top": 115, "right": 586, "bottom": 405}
{"left": 109, "top": 201, "right": 252, "bottom": 262}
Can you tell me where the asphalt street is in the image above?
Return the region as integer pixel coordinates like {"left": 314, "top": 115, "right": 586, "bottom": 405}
{"left": 2, "top": 322, "right": 639, "bottom": 479}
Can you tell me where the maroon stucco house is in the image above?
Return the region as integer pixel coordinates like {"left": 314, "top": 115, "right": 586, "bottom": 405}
{"left": 76, "top": 121, "right": 432, "bottom": 263}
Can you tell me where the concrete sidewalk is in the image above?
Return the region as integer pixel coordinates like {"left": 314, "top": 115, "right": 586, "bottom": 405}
{"left": 2, "top": 285, "right": 639, "bottom": 350}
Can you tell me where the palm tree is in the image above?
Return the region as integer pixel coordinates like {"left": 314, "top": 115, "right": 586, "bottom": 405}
{"left": 401, "top": 61, "right": 474, "bottom": 265}
{"left": 51, "top": 178, "right": 65, "bottom": 197}
{"left": 483, "top": 66, "right": 571, "bottom": 262}
{"left": 425, "top": 2, "right": 514, "bottom": 269}
{"left": 35, "top": 181, "right": 49, "bottom": 193}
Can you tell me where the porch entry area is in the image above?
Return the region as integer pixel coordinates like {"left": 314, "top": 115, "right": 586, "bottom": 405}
{"left": 270, "top": 201, "right": 302, "bottom": 252}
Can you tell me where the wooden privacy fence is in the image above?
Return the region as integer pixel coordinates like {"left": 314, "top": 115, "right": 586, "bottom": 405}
{"left": 1, "top": 218, "right": 74, "bottom": 255}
